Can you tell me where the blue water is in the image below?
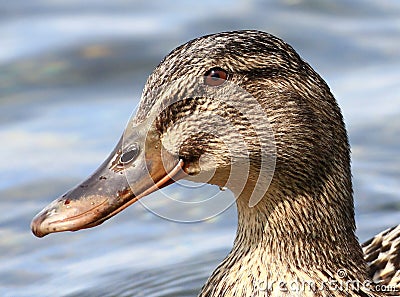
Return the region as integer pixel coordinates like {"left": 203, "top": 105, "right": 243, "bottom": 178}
{"left": 1, "top": 1, "right": 400, "bottom": 296}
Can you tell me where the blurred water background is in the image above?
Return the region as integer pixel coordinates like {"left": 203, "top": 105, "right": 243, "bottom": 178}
{"left": 1, "top": 0, "right": 400, "bottom": 296}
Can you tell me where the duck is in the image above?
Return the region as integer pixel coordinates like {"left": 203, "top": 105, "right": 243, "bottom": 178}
{"left": 31, "top": 30, "right": 400, "bottom": 296}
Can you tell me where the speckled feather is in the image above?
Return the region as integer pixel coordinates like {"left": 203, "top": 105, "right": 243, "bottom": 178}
{"left": 134, "top": 30, "right": 399, "bottom": 296}
{"left": 363, "top": 225, "right": 400, "bottom": 287}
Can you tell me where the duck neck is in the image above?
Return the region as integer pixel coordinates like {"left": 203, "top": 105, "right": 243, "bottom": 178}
{"left": 234, "top": 189, "right": 366, "bottom": 271}
{"left": 200, "top": 180, "right": 371, "bottom": 297}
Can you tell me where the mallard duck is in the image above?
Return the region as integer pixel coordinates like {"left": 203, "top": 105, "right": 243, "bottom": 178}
{"left": 31, "top": 30, "right": 399, "bottom": 296}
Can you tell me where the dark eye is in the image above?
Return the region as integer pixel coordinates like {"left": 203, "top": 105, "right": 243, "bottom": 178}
{"left": 204, "top": 67, "right": 228, "bottom": 86}
{"left": 120, "top": 144, "right": 140, "bottom": 164}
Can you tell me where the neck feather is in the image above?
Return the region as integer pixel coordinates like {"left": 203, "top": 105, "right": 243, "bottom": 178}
{"left": 199, "top": 175, "right": 377, "bottom": 297}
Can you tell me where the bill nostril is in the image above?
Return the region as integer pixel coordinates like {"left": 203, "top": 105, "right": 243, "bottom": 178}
{"left": 120, "top": 143, "right": 140, "bottom": 164}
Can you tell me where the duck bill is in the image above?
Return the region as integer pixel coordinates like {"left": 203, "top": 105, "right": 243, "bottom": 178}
{"left": 31, "top": 126, "right": 186, "bottom": 238}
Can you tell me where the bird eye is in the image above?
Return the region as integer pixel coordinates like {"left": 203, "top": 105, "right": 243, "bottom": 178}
{"left": 120, "top": 144, "right": 140, "bottom": 164}
{"left": 204, "top": 67, "right": 228, "bottom": 86}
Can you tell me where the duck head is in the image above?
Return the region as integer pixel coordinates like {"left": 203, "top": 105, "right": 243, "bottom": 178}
{"left": 31, "top": 30, "right": 351, "bottom": 240}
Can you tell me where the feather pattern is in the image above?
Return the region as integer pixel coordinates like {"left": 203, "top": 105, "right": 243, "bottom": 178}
{"left": 133, "top": 30, "right": 399, "bottom": 296}
{"left": 362, "top": 225, "right": 400, "bottom": 288}
{"left": 138, "top": 30, "right": 400, "bottom": 297}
